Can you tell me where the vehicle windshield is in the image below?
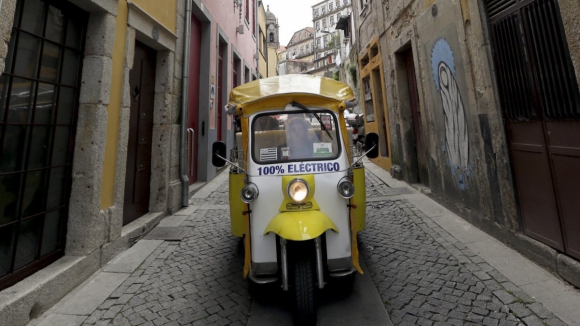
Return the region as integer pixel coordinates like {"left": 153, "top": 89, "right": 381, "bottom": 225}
{"left": 251, "top": 111, "right": 341, "bottom": 164}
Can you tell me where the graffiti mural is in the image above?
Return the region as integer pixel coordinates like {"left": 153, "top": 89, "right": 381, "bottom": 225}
{"left": 431, "top": 38, "right": 469, "bottom": 189}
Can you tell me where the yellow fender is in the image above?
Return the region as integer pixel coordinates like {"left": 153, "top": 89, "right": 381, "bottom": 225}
{"left": 264, "top": 211, "right": 338, "bottom": 241}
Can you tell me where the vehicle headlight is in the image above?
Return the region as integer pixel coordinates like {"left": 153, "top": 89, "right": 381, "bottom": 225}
{"left": 287, "top": 179, "right": 310, "bottom": 203}
{"left": 337, "top": 177, "right": 355, "bottom": 199}
{"left": 240, "top": 183, "right": 259, "bottom": 203}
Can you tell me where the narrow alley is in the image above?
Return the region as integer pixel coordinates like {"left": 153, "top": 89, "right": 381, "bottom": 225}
{"left": 30, "top": 160, "right": 579, "bottom": 326}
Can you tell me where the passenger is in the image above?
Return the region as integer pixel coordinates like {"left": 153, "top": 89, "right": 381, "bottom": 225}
{"left": 285, "top": 116, "right": 320, "bottom": 159}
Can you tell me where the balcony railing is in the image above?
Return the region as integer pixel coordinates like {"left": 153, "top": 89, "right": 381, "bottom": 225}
{"left": 292, "top": 50, "right": 314, "bottom": 59}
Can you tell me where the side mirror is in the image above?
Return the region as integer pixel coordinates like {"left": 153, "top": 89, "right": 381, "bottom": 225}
{"left": 212, "top": 141, "right": 227, "bottom": 167}
{"left": 365, "top": 133, "right": 379, "bottom": 159}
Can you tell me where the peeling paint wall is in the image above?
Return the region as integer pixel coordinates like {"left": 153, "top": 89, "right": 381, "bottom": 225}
{"left": 353, "top": 0, "right": 520, "bottom": 231}
{"left": 558, "top": 0, "right": 580, "bottom": 87}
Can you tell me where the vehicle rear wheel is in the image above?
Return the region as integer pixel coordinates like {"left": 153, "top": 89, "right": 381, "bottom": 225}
{"left": 292, "top": 250, "right": 317, "bottom": 325}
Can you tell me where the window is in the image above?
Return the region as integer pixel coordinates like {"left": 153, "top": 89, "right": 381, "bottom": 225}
{"left": 322, "top": 6, "right": 326, "bottom": 14}
{"left": 314, "top": 9, "right": 319, "bottom": 16}
{"left": 329, "top": 3, "right": 333, "bottom": 11}
{"left": 245, "top": 0, "right": 249, "bottom": 21}
{"left": 233, "top": 57, "right": 240, "bottom": 88}
{"left": 262, "top": 35, "right": 267, "bottom": 54}
{"left": 323, "top": 35, "right": 328, "bottom": 45}
{"left": 0, "top": 0, "right": 87, "bottom": 290}
{"left": 270, "top": 32, "right": 274, "bottom": 42}
{"left": 337, "top": 13, "right": 341, "bottom": 21}
{"left": 344, "top": 0, "right": 349, "bottom": 4}
{"left": 316, "top": 21, "right": 320, "bottom": 30}
{"left": 363, "top": 77, "right": 373, "bottom": 122}
{"left": 330, "top": 16, "right": 334, "bottom": 25}
{"left": 306, "top": 44, "right": 310, "bottom": 52}
{"left": 300, "top": 46, "right": 304, "bottom": 54}
{"left": 316, "top": 38, "right": 321, "bottom": 48}
{"left": 322, "top": 19, "right": 327, "bottom": 28}
{"left": 251, "top": 111, "right": 341, "bottom": 164}
{"left": 336, "top": 1, "right": 340, "bottom": 8}
{"left": 359, "top": 0, "right": 368, "bottom": 11}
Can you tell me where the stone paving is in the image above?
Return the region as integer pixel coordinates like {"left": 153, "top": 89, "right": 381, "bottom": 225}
{"left": 82, "top": 182, "right": 250, "bottom": 326}
{"left": 360, "top": 173, "right": 567, "bottom": 326}
{"left": 79, "top": 168, "right": 567, "bottom": 325}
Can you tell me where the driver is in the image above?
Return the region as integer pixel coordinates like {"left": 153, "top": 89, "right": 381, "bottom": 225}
{"left": 285, "top": 116, "right": 320, "bottom": 159}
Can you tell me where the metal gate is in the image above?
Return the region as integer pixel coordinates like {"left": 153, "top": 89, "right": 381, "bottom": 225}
{"left": 487, "top": 0, "right": 580, "bottom": 258}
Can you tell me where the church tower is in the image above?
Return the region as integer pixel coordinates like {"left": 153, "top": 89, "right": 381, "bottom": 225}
{"left": 266, "top": 5, "right": 279, "bottom": 49}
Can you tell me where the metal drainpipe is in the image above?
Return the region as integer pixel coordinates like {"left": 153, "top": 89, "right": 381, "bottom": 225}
{"left": 180, "top": 0, "right": 193, "bottom": 207}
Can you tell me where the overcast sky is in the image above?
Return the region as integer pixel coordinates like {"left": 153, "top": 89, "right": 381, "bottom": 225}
{"left": 263, "top": 0, "right": 318, "bottom": 48}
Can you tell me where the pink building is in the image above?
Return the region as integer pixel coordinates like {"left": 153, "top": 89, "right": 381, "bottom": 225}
{"left": 187, "top": 0, "right": 258, "bottom": 183}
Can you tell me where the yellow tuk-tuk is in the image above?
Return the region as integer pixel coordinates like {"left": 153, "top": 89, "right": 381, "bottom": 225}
{"left": 211, "top": 75, "right": 379, "bottom": 325}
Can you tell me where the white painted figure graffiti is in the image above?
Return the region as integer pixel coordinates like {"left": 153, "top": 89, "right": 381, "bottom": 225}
{"left": 438, "top": 61, "right": 468, "bottom": 171}
{"left": 431, "top": 38, "right": 470, "bottom": 189}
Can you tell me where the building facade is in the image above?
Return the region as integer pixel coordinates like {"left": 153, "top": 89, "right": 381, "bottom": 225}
{"left": 265, "top": 5, "right": 279, "bottom": 76}
{"left": 352, "top": 0, "right": 580, "bottom": 287}
{"left": 0, "top": 0, "right": 259, "bottom": 324}
{"left": 283, "top": 27, "right": 315, "bottom": 75}
{"left": 188, "top": 0, "right": 258, "bottom": 186}
{"left": 277, "top": 45, "right": 287, "bottom": 75}
{"left": 310, "top": 0, "right": 352, "bottom": 77}
{"left": 333, "top": 1, "right": 359, "bottom": 105}
{"left": 0, "top": 0, "right": 187, "bottom": 324}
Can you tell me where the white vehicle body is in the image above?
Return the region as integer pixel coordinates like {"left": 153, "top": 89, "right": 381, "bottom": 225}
{"left": 246, "top": 106, "right": 352, "bottom": 275}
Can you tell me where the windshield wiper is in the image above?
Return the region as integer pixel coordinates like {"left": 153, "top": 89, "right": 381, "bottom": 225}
{"left": 290, "top": 101, "right": 333, "bottom": 140}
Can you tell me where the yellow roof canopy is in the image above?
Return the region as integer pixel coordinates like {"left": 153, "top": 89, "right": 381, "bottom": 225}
{"left": 228, "top": 75, "right": 355, "bottom": 115}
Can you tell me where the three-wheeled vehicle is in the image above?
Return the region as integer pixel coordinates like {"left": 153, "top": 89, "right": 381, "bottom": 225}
{"left": 211, "top": 75, "right": 379, "bottom": 325}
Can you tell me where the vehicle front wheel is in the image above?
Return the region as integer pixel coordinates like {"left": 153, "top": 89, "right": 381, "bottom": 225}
{"left": 292, "top": 249, "right": 317, "bottom": 325}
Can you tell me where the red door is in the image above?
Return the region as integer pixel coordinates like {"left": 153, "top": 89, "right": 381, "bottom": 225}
{"left": 217, "top": 43, "right": 225, "bottom": 141}
{"left": 488, "top": 0, "right": 580, "bottom": 258}
{"left": 124, "top": 42, "right": 156, "bottom": 225}
{"left": 187, "top": 14, "right": 201, "bottom": 184}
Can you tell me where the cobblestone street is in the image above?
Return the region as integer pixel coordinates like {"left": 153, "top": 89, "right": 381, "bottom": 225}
{"left": 363, "top": 171, "right": 567, "bottom": 326}
{"left": 37, "top": 167, "right": 573, "bottom": 326}
{"left": 81, "top": 181, "right": 250, "bottom": 326}
{"left": 360, "top": 188, "right": 567, "bottom": 325}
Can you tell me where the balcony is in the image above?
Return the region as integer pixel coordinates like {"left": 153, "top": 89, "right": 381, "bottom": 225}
{"left": 292, "top": 50, "right": 314, "bottom": 59}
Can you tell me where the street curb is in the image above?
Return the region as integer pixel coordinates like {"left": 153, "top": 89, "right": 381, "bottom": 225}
{"left": 427, "top": 190, "right": 580, "bottom": 290}
{"left": 0, "top": 212, "right": 165, "bottom": 326}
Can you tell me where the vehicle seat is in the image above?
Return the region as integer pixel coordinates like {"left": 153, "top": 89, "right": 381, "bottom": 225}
{"left": 253, "top": 130, "right": 287, "bottom": 158}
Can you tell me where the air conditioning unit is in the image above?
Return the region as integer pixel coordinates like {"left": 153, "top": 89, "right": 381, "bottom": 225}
{"left": 236, "top": 25, "right": 244, "bottom": 34}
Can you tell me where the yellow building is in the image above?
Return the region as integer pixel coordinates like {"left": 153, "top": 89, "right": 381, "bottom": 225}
{"left": 258, "top": 3, "right": 279, "bottom": 77}
{"left": 0, "top": 0, "right": 185, "bottom": 323}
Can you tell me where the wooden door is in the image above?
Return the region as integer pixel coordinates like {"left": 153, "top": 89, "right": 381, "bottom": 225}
{"left": 124, "top": 41, "right": 156, "bottom": 225}
{"left": 404, "top": 49, "right": 427, "bottom": 184}
{"left": 488, "top": 0, "right": 580, "bottom": 258}
{"left": 187, "top": 14, "right": 201, "bottom": 184}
